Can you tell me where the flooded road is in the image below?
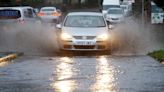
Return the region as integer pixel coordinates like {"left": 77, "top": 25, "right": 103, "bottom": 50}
{"left": 0, "top": 14, "right": 163, "bottom": 92}
{"left": 0, "top": 55, "right": 164, "bottom": 92}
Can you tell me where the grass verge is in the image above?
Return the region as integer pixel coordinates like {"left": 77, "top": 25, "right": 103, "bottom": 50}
{"left": 148, "top": 50, "right": 164, "bottom": 63}
{"left": 0, "top": 52, "right": 23, "bottom": 63}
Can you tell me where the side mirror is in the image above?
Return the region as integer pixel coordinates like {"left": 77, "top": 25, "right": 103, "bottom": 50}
{"left": 56, "top": 24, "right": 62, "bottom": 29}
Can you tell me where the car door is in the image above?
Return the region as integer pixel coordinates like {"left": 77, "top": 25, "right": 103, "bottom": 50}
{"left": 23, "top": 8, "right": 37, "bottom": 22}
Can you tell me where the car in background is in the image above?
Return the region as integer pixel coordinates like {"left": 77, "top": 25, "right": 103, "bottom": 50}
{"left": 102, "top": 0, "right": 120, "bottom": 15}
{"left": 105, "top": 8, "right": 124, "bottom": 23}
{"left": 38, "top": 7, "right": 62, "bottom": 23}
{"left": 34, "top": 8, "right": 40, "bottom": 14}
{"left": 0, "top": 6, "right": 41, "bottom": 30}
{"left": 120, "top": 1, "right": 132, "bottom": 16}
{"left": 56, "top": 12, "right": 111, "bottom": 52}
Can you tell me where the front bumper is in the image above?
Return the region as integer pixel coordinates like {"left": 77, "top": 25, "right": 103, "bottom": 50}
{"left": 59, "top": 40, "right": 110, "bottom": 51}
{"left": 106, "top": 19, "right": 122, "bottom": 23}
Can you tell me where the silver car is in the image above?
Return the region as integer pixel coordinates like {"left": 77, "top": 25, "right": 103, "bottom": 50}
{"left": 38, "top": 7, "right": 62, "bottom": 23}
{"left": 106, "top": 8, "right": 124, "bottom": 23}
{"left": 57, "top": 12, "right": 111, "bottom": 51}
{"left": 0, "top": 6, "right": 41, "bottom": 30}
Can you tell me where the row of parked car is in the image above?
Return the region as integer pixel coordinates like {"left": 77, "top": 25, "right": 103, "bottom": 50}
{"left": 0, "top": 6, "right": 62, "bottom": 28}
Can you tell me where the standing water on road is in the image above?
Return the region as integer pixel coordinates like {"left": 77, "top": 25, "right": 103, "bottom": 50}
{"left": 0, "top": 23, "right": 59, "bottom": 55}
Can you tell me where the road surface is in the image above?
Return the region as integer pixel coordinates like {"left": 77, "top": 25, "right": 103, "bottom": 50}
{"left": 0, "top": 54, "right": 164, "bottom": 92}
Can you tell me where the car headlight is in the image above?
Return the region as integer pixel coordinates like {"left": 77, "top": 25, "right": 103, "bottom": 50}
{"left": 61, "top": 33, "right": 72, "bottom": 40}
{"left": 97, "top": 33, "right": 109, "bottom": 41}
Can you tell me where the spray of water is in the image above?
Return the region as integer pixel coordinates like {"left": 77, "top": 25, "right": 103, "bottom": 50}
{"left": 110, "top": 17, "right": 163, "bottom": 56}
{"left": 0, "top": 17, "right": 163, "bottom": 56}
{"left": 0, "top": 23, "right": 59, "bottom": 56}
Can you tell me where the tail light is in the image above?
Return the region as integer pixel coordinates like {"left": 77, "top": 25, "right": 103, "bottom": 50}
{"left": 38, "top": 12, "right": 45, "bottom": 16}
{"left": 17, "top": 19, "right": 25, "bottom": 24}
{"left": 52, "top": 12, "right": 61, "bottom": 16}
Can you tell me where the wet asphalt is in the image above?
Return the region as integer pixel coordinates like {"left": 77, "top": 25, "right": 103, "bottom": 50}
{"left": 0, "top": 12, "right": 164, "bottom": 92}
{"left": 0, "top": 55, "right": 164, "bottom": 92}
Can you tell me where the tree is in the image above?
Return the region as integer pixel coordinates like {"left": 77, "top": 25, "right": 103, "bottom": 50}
{"left": 153, "top": 0, "right": 164, "bottom": 10}
{"left": 0, "top": 0, "right": 11, "bottom": 6}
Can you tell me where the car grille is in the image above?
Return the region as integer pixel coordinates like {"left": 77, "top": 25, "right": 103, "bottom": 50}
{"left": 74, "top": 45, "right": 95, "bottom": 49}
{"left": 73, "top": 36, "right": 96, "bottom": 39}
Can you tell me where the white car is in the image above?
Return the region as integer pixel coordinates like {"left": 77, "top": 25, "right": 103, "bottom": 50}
{"left": 56, "top": 12, "right": 111, "bottom": 51}
{"left": 106, "top": 8, "right": 124, "bottom": 23}
{"left": 0, "top": 6, "right": 41, "bottom": 30}
{"left": 38, "top": 7, "right": 62, "bottom": 23}
{"left": 120, "top": 1, "right": 132, "bottom": 16}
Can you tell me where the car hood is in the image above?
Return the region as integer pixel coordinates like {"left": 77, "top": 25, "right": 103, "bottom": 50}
{"left": 106, "top": 14, "right": 123, "bottom": 18}
{"left": 62, "top": 27, "right": 108, "bottom": 36}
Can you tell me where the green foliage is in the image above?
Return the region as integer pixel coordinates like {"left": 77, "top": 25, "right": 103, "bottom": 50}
{"left": 21, "top": 0, "right": 44, "bottom": 6}
{"left": 148, "top": 50, "right": 164, "bottom": 62}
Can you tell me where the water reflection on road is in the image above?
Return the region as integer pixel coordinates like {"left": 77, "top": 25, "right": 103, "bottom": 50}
{"left": 50, "top": 56, "right": 119, "bottom": 92}
{"left": 0, "top": 55, "right": 164, "bottom": 92}
{"left": 50, "top": 57, "right": 77, "bottom": 92}
{"left": 91, "top": 56, "right": 118, "bottom": 92}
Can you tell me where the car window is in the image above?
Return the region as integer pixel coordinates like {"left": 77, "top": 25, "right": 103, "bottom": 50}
{"left": 103, "top": 5, "right": 120, "bottom": 10}
{"left": 64, "top": 15, "right": 106, "bottom": 27}
{"left": 108, "top": 9, "right": 123, "bottom": 14}
{"left": 24, "top": 9, "right": 35, "bottom": 18}
{"left": 0, "top": 9, "right": 21, "bottom": 19}
{"left": 41, "top": 8, "right": 56, "bottom": 12}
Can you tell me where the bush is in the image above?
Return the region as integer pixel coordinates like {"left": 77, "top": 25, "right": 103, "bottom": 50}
{"left": 148, "top": 50, "right": 164, "bottom": 62}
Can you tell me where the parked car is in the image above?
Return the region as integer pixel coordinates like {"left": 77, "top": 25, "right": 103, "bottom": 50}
{"left": 0, "top": 6, "right": 41, "bottom": 30}
{"left": 56, "top": 12, "right": 111, "bottom": 52}
{"left": 105, "top": 8, "right": 124, "bottom": 23}
{"left": 120, "top": 1, "right": 132, "bottom": 16}
{"left": 34, "top": 8, "right": 40, "bottom": 14}
{"left": 38, "top": 7, "right": 62, "bottom": 23}
{"left": 102, "top": 0, "right": 120, "bottom": 14}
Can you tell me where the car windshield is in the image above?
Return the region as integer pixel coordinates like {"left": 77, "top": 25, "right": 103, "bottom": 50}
{"left": 103, "top": 5, "right": 120, "bottom": 10}
{"left": 108, "top": 9, "right": 123, "bottom": 14}
{"left": 121, "top": 6, "right": 127, "bottom": 10}
{"left": 0, "top": 9, "right": 21, "bottom": 19}
{"left": 41, "top": 8, "right": 56, "bottom": 12}
{"left": 64, "top": 15, "right": 106, "bottom": 27}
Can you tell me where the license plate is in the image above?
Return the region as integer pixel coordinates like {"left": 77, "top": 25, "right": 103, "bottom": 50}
{"left": 74, "top": 41, "right": 95, "bottom": 45}
{"left": 46, "top": 13, "right": 52, "bottom": 15}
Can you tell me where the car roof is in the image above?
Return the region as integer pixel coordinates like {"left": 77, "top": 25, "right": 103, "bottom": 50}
{"left": 67, "top": 12, "right": 103, "bottom": 16}
{"left": 0, "top": 6, "right": 33, "bottom": 10}
{"left": 41, "top": 7, "right": 56, "bottom": 9}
